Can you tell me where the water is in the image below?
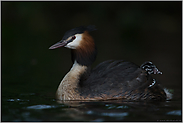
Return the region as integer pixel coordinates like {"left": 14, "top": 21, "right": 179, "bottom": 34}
{"left": 2, "top": 92, "right": 182, "bottom": 121}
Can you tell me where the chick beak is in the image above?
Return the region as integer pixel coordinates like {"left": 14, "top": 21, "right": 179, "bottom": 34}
{"left": 49, "top": 40, "right": 68, "bottom": 49}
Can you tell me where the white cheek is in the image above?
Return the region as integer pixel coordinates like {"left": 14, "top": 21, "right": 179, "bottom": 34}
{"left": 65, "top": 34, "right": 82, "bottom": 49}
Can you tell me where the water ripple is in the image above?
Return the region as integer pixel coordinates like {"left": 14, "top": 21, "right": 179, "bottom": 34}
{"left": 166, "top": 110, "right": 181, "bottom": 116}
{"left": 101, "top": 112, "right": 128, "bottom": 117}
{"left": 26, "top": 105, "right": 57, "bottom": 110}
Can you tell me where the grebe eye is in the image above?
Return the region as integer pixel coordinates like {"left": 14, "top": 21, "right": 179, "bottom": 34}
{"left": 72, "top": 36, "right": 76, "bottom": 40}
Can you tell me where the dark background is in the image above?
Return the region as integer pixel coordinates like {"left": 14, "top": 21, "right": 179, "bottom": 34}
{"left": 2, "top": 2, "right": 182, "bottom": 100}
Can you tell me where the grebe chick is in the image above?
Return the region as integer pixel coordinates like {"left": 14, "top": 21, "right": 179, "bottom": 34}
{"left": 49, "top": 25, "right": 168, "bottom": 101}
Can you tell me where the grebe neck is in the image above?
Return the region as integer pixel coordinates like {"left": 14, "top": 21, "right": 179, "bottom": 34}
{"left": 71, "top": 31, "right": 97, "bottom": 66}
{"left": 56, "top": 31, "right": 96, "bottom": 100}
{"left": 56, "top": 61, "right": 88, "bottom": 100}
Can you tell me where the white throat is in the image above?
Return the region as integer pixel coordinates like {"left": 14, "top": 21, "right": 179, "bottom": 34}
{"left": 70, "top": 61, "right": 87, "bottom": 75}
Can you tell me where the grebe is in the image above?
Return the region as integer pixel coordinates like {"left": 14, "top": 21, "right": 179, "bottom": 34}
{"left": 49, "top": 25, "right": 169, "bottom": 101}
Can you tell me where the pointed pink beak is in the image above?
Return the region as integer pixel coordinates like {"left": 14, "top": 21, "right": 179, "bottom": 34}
{"left": 49, "top": 40, "right": 68, "bottom": 49}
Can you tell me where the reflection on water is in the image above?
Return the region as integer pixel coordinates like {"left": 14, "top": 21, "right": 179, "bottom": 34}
{"left": 166, "top": 110, "right": 181, "bottom": 116}
{"left": 1, "top": 93, "right": 182, "bottom": 121}
{"left": 26, "top": 105, "right": 58, "bottom": 110}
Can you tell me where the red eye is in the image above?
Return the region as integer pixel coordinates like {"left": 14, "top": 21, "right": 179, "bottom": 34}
{"left": 72, "top": 36, "right": 76, "bottom": 40}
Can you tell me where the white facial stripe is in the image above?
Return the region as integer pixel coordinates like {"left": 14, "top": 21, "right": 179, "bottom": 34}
{"left": 65, "top": 34, "right": 83, "bottom": 49}
{"left": 66, "top": 36, "right": 72, "bottom": 41}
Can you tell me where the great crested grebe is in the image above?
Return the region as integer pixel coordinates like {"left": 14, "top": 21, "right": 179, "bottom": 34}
{"left": 49, "top": 25, "right": 170, "bottom": 101}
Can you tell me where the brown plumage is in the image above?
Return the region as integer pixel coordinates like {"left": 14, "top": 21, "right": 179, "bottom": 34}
{"left": 49, "top": 25, "right": 170, "bottom": 101}
{"left": 71, "top": 31, "right": 97, "bottom": 66}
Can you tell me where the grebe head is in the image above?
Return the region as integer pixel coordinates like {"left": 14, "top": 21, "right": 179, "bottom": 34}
{"left": 49, "top": 25, "right": 96, "bottom": 50}
{"left": 49, "top": 25, "right": 97, "bottom": 66}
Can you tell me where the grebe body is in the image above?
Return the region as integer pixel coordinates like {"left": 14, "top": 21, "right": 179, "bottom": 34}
{"left": 49, "top": 25, "right": 168, "bottom": 101}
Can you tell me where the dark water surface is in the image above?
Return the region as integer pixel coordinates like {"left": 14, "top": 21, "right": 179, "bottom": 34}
{"left": 2, "top": 91, "right": 182, "bottom": 121}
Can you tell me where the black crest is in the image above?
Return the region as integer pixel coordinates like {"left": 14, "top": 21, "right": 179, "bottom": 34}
{"left": 62, "top": 25, "right": 96, "bottom": 40}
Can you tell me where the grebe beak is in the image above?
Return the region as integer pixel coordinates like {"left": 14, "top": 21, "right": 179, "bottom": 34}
{"left": 49, "top": 40, "right": 67, "bottom": 49}
{"left": 49, "top": 38, "right": 73, "bottom": 49}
